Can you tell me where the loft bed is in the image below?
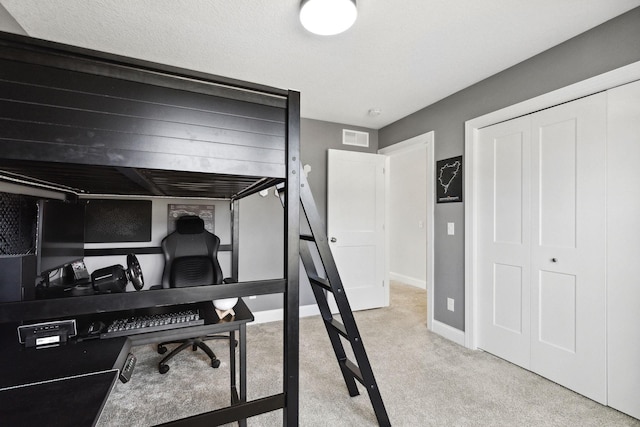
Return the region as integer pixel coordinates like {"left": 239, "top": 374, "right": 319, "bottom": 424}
{"left": 0, "top": 31, "right": 301, "bottom": 424}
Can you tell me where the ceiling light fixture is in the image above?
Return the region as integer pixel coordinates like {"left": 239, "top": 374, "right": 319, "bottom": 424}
{"left": 300, "top": 0, "right": 357, "bottom": 36}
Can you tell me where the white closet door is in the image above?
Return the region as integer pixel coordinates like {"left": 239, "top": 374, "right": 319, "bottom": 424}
{"left": 529, "top": 92, "right": 607, "bottom": 404}
{"left": 607, "top": 79, "right": 640, "bottom": 419}
{"left": 477, "top": 93, "right": 607, "bottom": 404}
{"left": 477, "top": 116, "right": 532, "bottom": 369}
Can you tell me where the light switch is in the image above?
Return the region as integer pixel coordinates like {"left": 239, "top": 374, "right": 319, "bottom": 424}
{"left": 447, "top": 222, "right": 455, "bottom": 235}
{"left": 447, "top": 298, "right": 455, "bottom": 312}
{"left": 418, "top": 220, "right": 424, "bottom": 229}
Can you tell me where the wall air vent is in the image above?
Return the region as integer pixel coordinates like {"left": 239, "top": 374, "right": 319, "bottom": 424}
{"left": 342, "top": 129, "right": 369, "bottom": 147}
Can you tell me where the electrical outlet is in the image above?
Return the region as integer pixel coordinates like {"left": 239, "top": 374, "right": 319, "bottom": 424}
{"left": 447, "top": 298, "right": 455, "bottom": 312}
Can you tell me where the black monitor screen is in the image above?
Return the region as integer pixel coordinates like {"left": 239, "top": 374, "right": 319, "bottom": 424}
{"left": 36, "top": 200, "right": 85, "bottom": 275}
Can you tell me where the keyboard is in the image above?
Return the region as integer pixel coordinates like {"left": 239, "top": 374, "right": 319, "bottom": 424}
{"left": 100, "top": 309, "right": 205, "bottom": 338}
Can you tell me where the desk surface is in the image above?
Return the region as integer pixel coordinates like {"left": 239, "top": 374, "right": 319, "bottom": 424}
{"left": 0, "top": 328, "right": 128, "bottom": 427}
{"left": 126, "top": 299, "right": 253, "bottom": 346}
{"left": 0, "top": 370, "right": 118, "bottom": 427}
{"left": 0, "top": 329, "right": 130, "bottom": 389}
{"left": 0, "top": 299, "right": 253, "bottom": 426}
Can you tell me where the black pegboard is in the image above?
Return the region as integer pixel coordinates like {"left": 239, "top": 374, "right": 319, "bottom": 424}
{"left": 0, "top": 192, "right": 37, "bottom": 255}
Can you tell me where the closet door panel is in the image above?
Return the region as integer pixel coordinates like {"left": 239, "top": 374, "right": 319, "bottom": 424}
{"left": 530, "top": 92, "right": 607, "bottom": 404}
{"left": 607, "top": 80, "right": 640, "bottom": 419}
{"left": 538, "top": 271, "right": 576, "bottom": 353}
{"left": 477, "top": 116, "right": 531, "bottom": 369}
{"left": 538, "top": 119, "right": 576, "bottom": 248}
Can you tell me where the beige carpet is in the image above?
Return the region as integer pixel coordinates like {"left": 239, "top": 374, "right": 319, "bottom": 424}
{"left": 98, "top": 282, "right": 640, "bottom": 426}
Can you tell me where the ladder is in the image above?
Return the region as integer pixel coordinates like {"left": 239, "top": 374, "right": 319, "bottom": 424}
{"left": 277, "top": 172, "right": 391, "bottom": 426}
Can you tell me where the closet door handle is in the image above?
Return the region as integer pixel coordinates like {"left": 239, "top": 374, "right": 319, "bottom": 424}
{"left": 330, "top": 237, "right": 337, "bottom": 243}
{"left": 551, "top": 258, "right": 558, "bottom": 263}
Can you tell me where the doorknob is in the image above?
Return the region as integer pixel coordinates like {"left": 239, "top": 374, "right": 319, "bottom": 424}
{"left": 330, "top": 237, "right": 337, "bottom": 243}
{"left": 551, "top": 258, "right": 558, "bottom": 263}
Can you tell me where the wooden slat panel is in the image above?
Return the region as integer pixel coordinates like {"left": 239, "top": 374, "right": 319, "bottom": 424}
{"left": 0, "top": 80, "right": 285, "bottom": 140}
{"left": 0, "top": 59, "right": 286, "bottom": 124}
{"left": 0, "top": 118, "right": 284, "bottom": 165}
{"left": 0, "top": 35, "right": 288, "bottom": 190}
{"left": 0, "top": 139, "right": 285, "bottom": 178}
{"left": 0, "top": 39, "right": 288, "bottom": 108}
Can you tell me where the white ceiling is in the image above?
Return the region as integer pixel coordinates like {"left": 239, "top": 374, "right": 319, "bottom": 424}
{"left": 1, "top": 0, "right": 639, "bottom": 129}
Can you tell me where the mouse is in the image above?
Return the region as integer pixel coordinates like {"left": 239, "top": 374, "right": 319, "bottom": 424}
{"left": 88, "top": 321, "right": 105, "bottom": 335}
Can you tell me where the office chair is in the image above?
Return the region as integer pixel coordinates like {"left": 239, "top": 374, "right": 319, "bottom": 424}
{"left": 156, "top": 215, "right": 233, "bottom": 374}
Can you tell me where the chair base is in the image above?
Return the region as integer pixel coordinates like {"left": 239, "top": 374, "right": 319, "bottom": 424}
{"left": 157, "top": 335, "right": 231, "bottom": 374}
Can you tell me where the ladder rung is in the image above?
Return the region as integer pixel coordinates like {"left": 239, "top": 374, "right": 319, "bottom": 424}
{"left": 342, "top": 359, "right": 364, "bottom": 384}
{"left": 326, "top": 318, "right": 348, "bottom": 338}
{"left": 308, "top": 274, "right": 332, "bottom": 292}
{"left": 300, "top": 234, "right": 315, "bottom": 241}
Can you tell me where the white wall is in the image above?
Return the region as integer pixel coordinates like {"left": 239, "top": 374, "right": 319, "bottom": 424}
{"left": 388, "top": 145, "right": 427, "bottom": 288}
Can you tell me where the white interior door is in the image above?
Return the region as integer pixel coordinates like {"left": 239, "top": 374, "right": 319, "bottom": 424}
{"left": 477, "top": 116, "right": 532, "bottom": 370}
{"left": 327, "top": 149, "right": 387, "bottom": 311}
{"left": 529, "top": 92, "right": 607, "bottom": 404}
{"left": 476, "top": 93, "right": 607, "bottom": 403}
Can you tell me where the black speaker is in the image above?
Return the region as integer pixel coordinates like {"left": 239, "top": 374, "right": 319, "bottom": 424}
{"left": 0, "top": 254, "right": 36, "bottom": 302}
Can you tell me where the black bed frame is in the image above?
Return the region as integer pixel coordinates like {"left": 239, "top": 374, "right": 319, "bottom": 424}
{"left": 0, "top": 31, "right": 300, "bottom": 425}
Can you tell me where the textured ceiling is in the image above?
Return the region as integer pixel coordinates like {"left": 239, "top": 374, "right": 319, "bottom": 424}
{"left": 1, "top": 0, "right": 639, "bottom": 129}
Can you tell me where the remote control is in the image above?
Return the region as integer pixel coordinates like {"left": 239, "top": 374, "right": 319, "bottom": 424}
{"left": 119, "top": 352, "right": 136, "bottom": 383}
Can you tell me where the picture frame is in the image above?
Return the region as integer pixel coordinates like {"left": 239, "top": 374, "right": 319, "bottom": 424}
{"left": 436, "top": 156, "right": 463, "bottom": 203}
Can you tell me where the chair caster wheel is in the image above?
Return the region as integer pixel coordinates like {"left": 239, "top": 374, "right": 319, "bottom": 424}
{"left": 158, "top": 345, "right": 167, "bottom": 354}
{"left": 212, "top": 359, "right": 221, "bottom": 368}
{"left": 159, "top": 364, "right": 170, "bottom": 374}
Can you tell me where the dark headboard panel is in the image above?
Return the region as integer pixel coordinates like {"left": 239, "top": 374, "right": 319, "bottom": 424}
{"left": 0, "top": 31, "right": 288, "bottom": 192}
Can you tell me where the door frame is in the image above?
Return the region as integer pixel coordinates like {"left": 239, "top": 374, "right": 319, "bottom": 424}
{"left": 464, "top": 60, "right": 640, "bottom": 350}
{"left": 379, "top": 131, "right": 434, "bottom": 329}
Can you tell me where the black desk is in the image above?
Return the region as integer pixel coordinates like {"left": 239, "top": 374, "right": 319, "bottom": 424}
{"left": 0, "top": 332, "right": 129, "bottom": 427}
{"left": 1, "top": 371, "right": 119, "bottom": 427}
{"left": 0, "top": 299, "right": 253, "bottom": 426}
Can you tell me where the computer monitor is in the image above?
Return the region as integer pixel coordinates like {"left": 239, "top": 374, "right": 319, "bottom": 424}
{"left": 36, "top": 199, "right": 86, "bottom": 279}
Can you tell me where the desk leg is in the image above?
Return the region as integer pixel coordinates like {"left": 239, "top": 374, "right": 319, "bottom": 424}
{"left": 239, "top": 324, "right": 247, "bottom": 427}
{"left": 240, "top": 324, "right": 246, "bottom": 402}
{"left": 229, "top": 330, "right": 236, "bottom": 404}
{"left": 229, "top": 328, "right": 247, "bottom": 427}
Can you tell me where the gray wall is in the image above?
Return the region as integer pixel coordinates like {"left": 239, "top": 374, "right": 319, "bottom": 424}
{"left": 378, "top": 7, "right": 640, "bottom": 331}
{"left": 301, "top": 118, "right": 379, "bottom": 224}
{"left": 296, "top": 118, "right": 378, "bottom": 309}
{"left": 0, "top": 3, "right": 26, "bottom": 35}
